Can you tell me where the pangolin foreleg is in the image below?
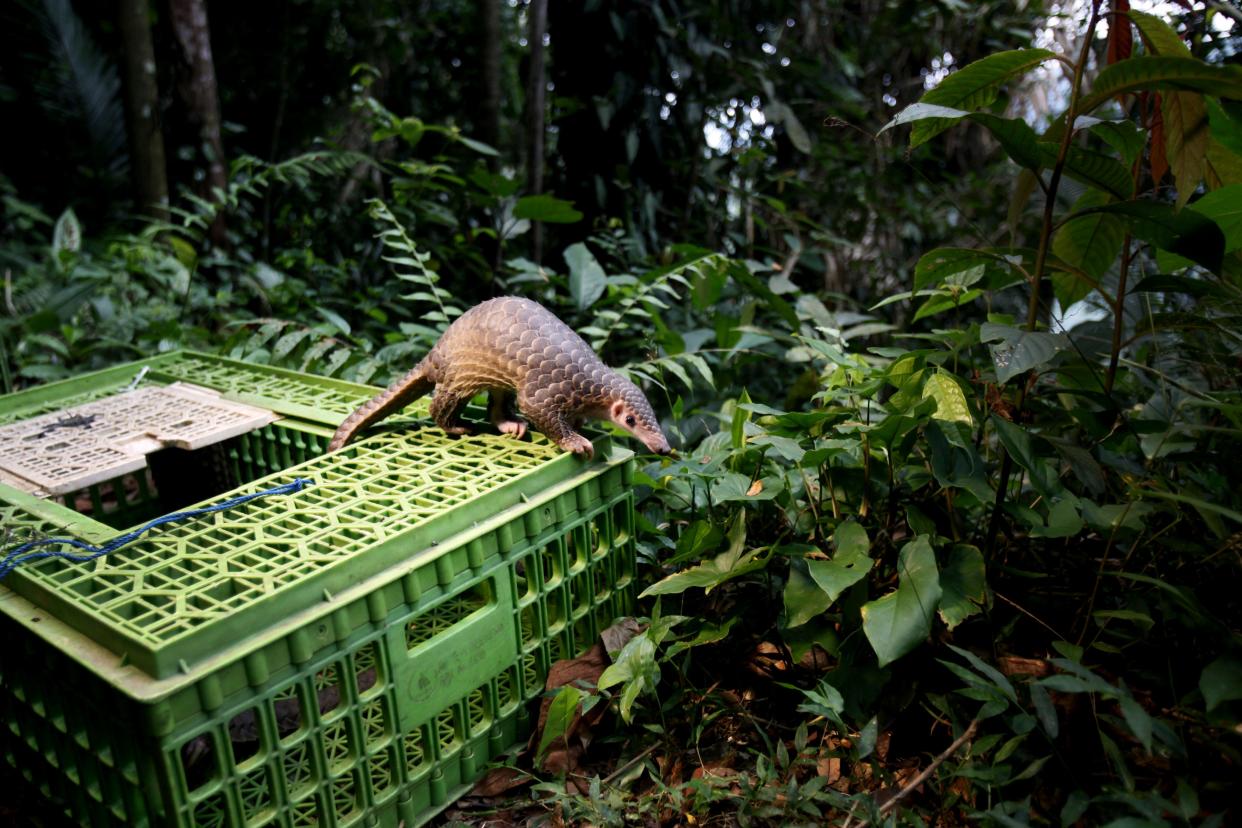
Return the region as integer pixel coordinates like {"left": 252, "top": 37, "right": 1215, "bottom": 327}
{"left": 520, "top": 394, "right": 594, "bottom": 458}
{"left": 328, "top": 361, "right": 435, "bottom": 451}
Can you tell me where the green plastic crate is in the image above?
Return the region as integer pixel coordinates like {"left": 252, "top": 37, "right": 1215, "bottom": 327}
{"left": 0, "top": 352, "right": 638, "bottom": 827}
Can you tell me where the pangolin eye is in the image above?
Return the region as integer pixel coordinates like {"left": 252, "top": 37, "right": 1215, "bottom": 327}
{"left": 625, "top": 415, "right": 637, "bottom": 427}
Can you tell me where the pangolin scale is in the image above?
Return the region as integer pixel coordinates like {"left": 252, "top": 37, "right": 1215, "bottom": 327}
{"left": 327, "top": 296, "right": 671, "bottom": 459}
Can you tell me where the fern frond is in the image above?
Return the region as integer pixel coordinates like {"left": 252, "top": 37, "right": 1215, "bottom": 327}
{"left": 368, "top": 198, "right": 463, "bottom": 337}
{"left": 589, "top": 252, "right": 722, "bottom": 351}
{"left": 36, "top": 0, "right": 127, "bottom": 177}
{"left": 141, "top": 150, "right": 373, "bottom": 242}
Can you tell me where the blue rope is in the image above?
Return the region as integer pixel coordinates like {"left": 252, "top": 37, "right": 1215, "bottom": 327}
{"left": 0, "top": 478, "right": 314, "bottom": 580}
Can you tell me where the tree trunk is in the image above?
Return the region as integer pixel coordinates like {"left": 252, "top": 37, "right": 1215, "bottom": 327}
{"left": 169, "top": 0, "right": 227, "bottom": 241}
{"left": 117, "top": 0, "right": 168, "bottom": 220}
{"left": 525, "top": 0, "right": 548, "bottom": 262}
{"left": 479, "top": 0, "right": 502, "bottom": 162}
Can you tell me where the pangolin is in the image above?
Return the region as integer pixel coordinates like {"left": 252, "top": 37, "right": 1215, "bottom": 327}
{"left": 327, "top": 296, "right": 672, "bottom": 459}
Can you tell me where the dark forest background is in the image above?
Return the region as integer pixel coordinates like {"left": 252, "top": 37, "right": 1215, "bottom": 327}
{"left": 2, "top": 1, "right": 1242, "bottom": 825}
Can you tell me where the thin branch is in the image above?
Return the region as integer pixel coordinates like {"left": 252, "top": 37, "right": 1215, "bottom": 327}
{"left": 853, "top": 719, "right": 980, "bottom": 828}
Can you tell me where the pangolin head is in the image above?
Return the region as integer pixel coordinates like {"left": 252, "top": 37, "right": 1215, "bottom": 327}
{"left": 603, "top": 376, "right": 672, "bottom": 455}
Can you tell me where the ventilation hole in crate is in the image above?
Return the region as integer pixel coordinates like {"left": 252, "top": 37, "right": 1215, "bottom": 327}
{"left": 290, "top": 793, "right": 319, "bottom": 827}
{"left": 592, "top": 564, "right": 612, "bottom": 602}
{"left": 513, "top": 555, "right": 534, "bottom": 599}
{"left": 354, "top": 642, "right": 383, "bottom": 697}
{"left": 193, "top": 789, "right": 229, "bottom": 828}
{"left": 568, "top": 570, "right": 590, "bottom": 613}
{"left": 436, "top": 708, "right": 458, "bottom": 753}
{"left": 360, "top": 698, "right": 388, "bottom": 748}
{"left": 322, "top": 718, "right": 353, "bottom": 773}
{"left": 595, "top": 603, "right": 615, "bottom": 636}
{"left": 466, "top": 686, "right": 490, "bottom": 736}
{"left": 313, "top": 663, "right": 345, "bottom": 721}
{"left": 179, "top": 732, "right": 220, "bottom": 793}
{"left": 227, "top": 706, "right": 263, "bottom": 767}
{"left": 497, "top": 667, "right": 520, "bottom": 711}
{"left": 612, "top": 502, "right": 631, "bottom": 545}
{"left": 283, "top": 743, "right": 315, "bottom": 798}
{"left": 368, "top": 746, "right": 398, "bottom": 799}
{"left": 540, "top": 544, "right": 560, "bottom": 588}
{"left": 616, "top": 546, "right": 635, "bottom": 584}
{"left": 521, "top": 651, "right": 541, "bottom": 700}
{"left": 549, "top": 634, "right": 572, "bottom": 663}
{"left": 272, "top": 684, "right": 307, "bottom": 743}
{"left": 402, "top": 727, "right": 427, "bottom": 773}
{"left": 545, "top": 588, "right": 566, "bottom": 632}
{"left": 565, "top": 525, "right": 590, "bottom": 570}
{"left": 589, "top": 518, "right": 607, "bottom": 560}
{"left": 331, "top": 772, "right": 361, "bottom": 821}
{"left": 404, "top": 584, "right": 488, "bottom": 650}
{"left": 238, "top": 766, "right": 272, "bottom": 822}
{"left": 519, "top": 601, "right": 539, "bottom": 645}
{"left": 573, "top": 615, "right": 593, "bottom": 653}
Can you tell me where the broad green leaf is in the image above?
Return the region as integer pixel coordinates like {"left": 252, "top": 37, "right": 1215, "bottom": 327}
{"left": 1052, "top": 189, "right": 1123, "bottom": 304}
{"left": 672, "top": 520, "right": 723, "bottom": 563}
{"left": 938, "top": 545, "right": 986, "bottom": 630}
{"left": 991, "top": 415, "right": 1059, "bottom": 497}
{"left": 980, "top": 323, "right": 1069, "bottom": 383}
{"left": 1129, "top": 10, "right": 1193, "bottom": 58}
{"left": 1032, "top": 497, "right": 1085, "bottom": 538}
{"left": 882, "top": 107, "right": 1043, "bottom": 170}
{"left": 913, "top": 288, "right": 983, "bottom": 321}
{"left": 514, "top": 194, "right": 584, "bottom": 223}
{"left": 1046, "top": 144, "right": 1135, "bottom": 200}
{"left": 909, "top": 49, "right": 1055, "bottom": 147}
{"left": 785, "top": 558, "right": 833, "bottom": 628}
{"left": 455, "top": 135, "right": 500, "bottom": 156}
{"left": 861, "top": 536, "right": 942, "bottom": 667}
{"left": 806, "top": 520, "right": 874, "bottom": 603}
{"left": 1119, "top": 694, "right": 1153, "bottom": 753}
{"left": 1205, "top": 137, "right": 1242, "bottom": 188}
{"left": 640, "top": 513, "right": 765, "bottom": 596}
{"left": 1079, "top": 57, "right": 1242, "bottom": 114}
{"left": 1163, "top": 91, "right": 1209, "bottom": 209}
{"left": 564, "top": 242, "right": 607, "bottom": 309}
{"left": 1199, "top": 655, "right": 1242, "bottom": 711}
{"left": 835, "top": 520, "right": 870, "bottom": 559}
{"left": 597, "top": 630, "right": 659, "bottom": 723}
{"left": 922, "top": 372, "right": 972, "bottom": 425}
{"left": 926, "top": 420, "right": 994, "bottom": 502}
{"left": 1071, "top": 200, "right": 1226, "bottom": 274}
{"left": 1030, "top": 682, "right": 1059, "bottom": 738}
{"left": 913, "top": 248, "right": 1014, "bottom": 291}
{"left": 1187, "top": 184, "right": 1242, "bottom": 251}
{"left": 1076, "top": 116, "right": 1146, "bottom": 166}
{"left": 1207, "top": 98, "right": 1242, "bottom": 157}
{"left": 535, "top": 685, "right": 585, "bottom": 763}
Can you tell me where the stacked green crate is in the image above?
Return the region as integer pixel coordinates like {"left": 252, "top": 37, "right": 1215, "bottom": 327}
{"left": 0, "top": 352, "right": 637, "bottom": 827}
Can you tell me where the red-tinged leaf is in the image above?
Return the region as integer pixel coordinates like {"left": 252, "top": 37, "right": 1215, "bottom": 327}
{"left": 1151, "top": 94, "right": 1169, "bottom": 186}
{"left": 1164, "top": 91, "right": 1209, "bottom": 208}
{"left": 1107, "top": 1, "right": 1132, "bottom": 66}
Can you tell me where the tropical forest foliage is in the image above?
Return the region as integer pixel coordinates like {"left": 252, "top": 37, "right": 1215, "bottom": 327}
{"left": 1, "top": 0, "right": 1241, "bottom": 825}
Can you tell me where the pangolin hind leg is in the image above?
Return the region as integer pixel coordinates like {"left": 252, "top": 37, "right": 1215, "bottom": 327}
{"left": 488, "top": 390, "right": 527, "bottom": 439}
{"left": 429, "top": 388, "right": 474, "bottom": 436}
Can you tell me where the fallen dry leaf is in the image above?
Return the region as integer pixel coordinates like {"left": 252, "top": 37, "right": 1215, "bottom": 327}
{"left": 816, "top": 755, "right": 841, "bottom": 784}
{"left": 997, "top": 655, "right": 1051, "bottom": 678}
{"left": 470, "top": 766, "right": 531, "bottom": 797}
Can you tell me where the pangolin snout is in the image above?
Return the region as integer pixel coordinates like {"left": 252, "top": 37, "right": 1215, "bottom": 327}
{"left": 645, "top": 434, "right": 673, "bottom": 455}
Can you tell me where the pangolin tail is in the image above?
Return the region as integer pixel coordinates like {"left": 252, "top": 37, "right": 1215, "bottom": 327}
{"left": 327, "top": 360, "right": 435, "bottom": 451}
